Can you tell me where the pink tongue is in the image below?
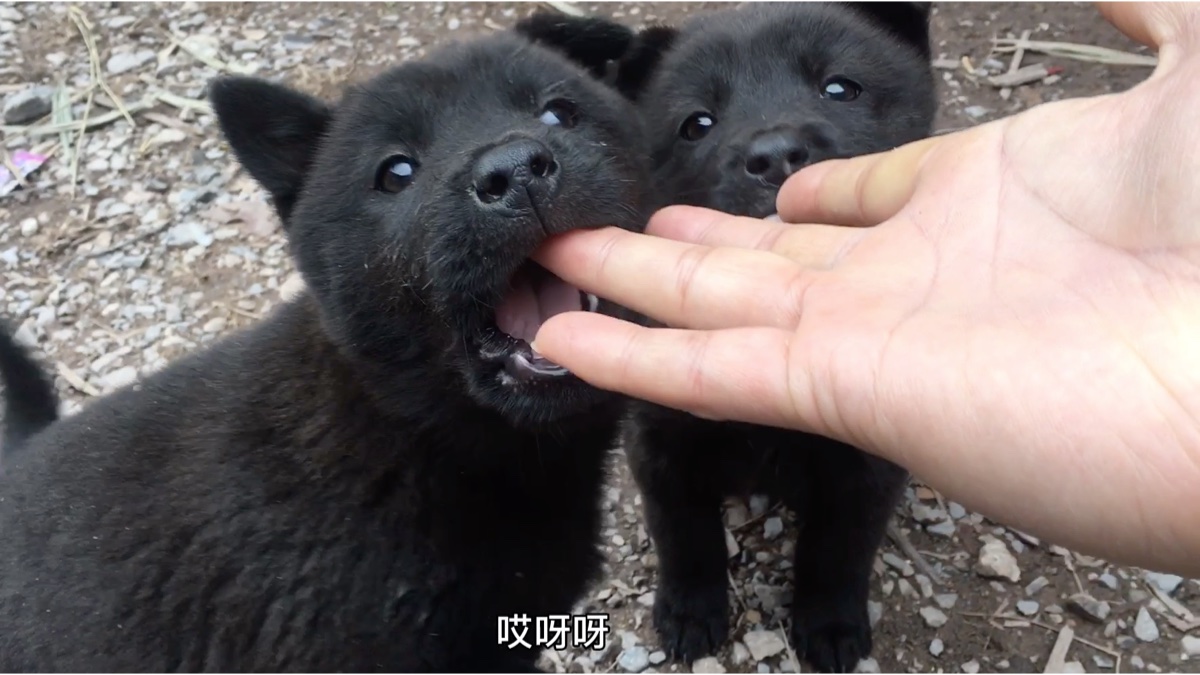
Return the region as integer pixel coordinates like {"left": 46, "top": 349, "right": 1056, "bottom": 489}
{"left": 495, "top": 265, "right": 582, "bottom": 342}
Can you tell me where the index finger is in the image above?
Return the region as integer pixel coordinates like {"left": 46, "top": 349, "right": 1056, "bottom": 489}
{"left": 777, "top": 134, "right": 942, "bottom": 227}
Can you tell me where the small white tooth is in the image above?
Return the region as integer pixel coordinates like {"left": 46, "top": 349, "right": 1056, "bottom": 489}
{"left": 586, "top": 293, "right": 599, "bottom": 312}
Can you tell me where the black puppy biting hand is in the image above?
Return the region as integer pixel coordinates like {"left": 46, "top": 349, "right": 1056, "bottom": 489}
{"left": 522, "top": 3, "right": 937, "bottom": 672}
{"left": 0, "top": 27, "right": 649, "bottom": 673}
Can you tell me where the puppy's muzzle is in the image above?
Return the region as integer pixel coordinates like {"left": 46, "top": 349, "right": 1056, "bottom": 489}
{"left": 472, "top": 138, "right": 561, "bottom": 212}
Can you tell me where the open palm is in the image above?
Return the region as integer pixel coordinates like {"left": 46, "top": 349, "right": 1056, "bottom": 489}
{"left": 532, "top": 3, "right": 1200, "bottom": 575}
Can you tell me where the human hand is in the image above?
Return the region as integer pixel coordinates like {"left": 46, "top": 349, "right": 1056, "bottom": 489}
{"left": 531, "top": 2, "right": 1200, "bottom": 575}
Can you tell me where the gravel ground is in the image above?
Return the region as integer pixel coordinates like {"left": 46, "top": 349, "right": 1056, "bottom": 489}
{"left": 1, "top": 2, "right": 1197, "bottom": 673}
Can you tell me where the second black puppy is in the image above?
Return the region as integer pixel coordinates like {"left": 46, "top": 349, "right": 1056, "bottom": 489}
{"left": 0, "top": 26, "right": 647, "bottom": 672}
{"left": 523, "top": 4, "right": 936, "bottom": 672}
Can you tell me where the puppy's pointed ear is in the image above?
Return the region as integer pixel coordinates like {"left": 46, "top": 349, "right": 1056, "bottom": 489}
{"left": 844, "top": 2, "right": 933, "bottom": 60}
{"left": 514, "top": 12, "right": 637, "bottom": 81}
{"left": 208, "top": 76, "right": 332, "bottom": 223}
{"left": 612, "top": 24, "right": 678, "bottom": 100}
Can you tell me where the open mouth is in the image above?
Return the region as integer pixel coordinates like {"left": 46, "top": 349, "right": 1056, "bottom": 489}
{"left": 478, "top": 261, "right": 599, "bottom": 383}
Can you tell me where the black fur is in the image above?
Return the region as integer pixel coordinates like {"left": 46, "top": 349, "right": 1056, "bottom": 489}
{"left": 0, "top": 29, "right": 650, "bottom": 672}
{"left": 520, "top": 4, "right": 936, "bottom": 672}
{"left": 0, "top": 322, "right": 59, "bottom": 461}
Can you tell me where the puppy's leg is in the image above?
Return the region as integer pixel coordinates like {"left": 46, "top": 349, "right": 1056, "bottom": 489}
{"left": 789, "top": 444, "right": 907, "bottom": 673}
{"left": 626, "top": 410, "right": 733, "bottom": 662}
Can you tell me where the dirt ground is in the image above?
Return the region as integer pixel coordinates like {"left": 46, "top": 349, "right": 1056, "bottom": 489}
{"left": 0, "top": 2, "right": 1195, "bottom": 673}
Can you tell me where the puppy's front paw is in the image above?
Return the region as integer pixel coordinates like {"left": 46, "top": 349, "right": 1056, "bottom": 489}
{"left": 791, "top": 599, "right": 871, "bottom": 673}
{"left": 652, "top": 583, "right": 730, "bottom": 662}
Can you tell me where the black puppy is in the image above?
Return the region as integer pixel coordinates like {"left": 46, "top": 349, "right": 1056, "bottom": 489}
{"left": 0, "top": 26, "right": 648, "bottom": 672}
{"left": 521, "top": 4, "right": 936, "bottom": 672}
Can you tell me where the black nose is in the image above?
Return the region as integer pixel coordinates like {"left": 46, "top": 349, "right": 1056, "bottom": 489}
{"left": 744, "top": 130, "right": 809, "bottom": 188}
{"left": 472, "top": 138, "right": 559, "bottom": 207}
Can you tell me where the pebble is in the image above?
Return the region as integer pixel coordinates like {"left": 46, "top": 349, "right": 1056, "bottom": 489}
{"left": 1130, "top": 655, "right": 1145, "bottom": 669}
{"left": 867, "top": 600, "right": 883, "bottom": 628}
{"left": 975, "top": 537, "right": 1020, "bottom": 582}
{"left": 1061, "top": 661, "right": 1086, "bottom": 674}
{"left": 725, "top": 528, "right": 739, "bottom": 558}
{"left": 1067, "top": 593, "right": 1111, "bottom": 623}
{"left": 1143, "top": 571, "right": 1184, "bottom": 595}
{"left": 148, "top": 128, "right": 188, "bottom": 147}
{"left": 749, "top": 494, "right": 770, "bottom": 517}
{"left": 203, "top": 317, "right": 228, "bottom": 334}
{"left": 855, "top": 658, "right": 880, "bottom": 674}
{"left": 636, "top": 592, "right": 655, "bottom": 607}
{"left": 963, "top": 105, "right": 989, "bottom": 119}
{"left": 731, "top": 642, "right": 750, "bottom": 665}
{"left": 725, "top": 503, "right": 749, "bottom": 528}
{"left": 101, "top": 365, "right": 138, "bottom": 391}
{"left": 649, "top": 651, "right": 666, "bottom": 666}
{"left": 0, "top": 5, "right": 23, "bottom": 21}
{"left": 447, "top": 16, "right": 461, "bottom": 30}
{"left": 1025, "top": 576, "right": 1050, "bottom": 596}
{"left": 1133, "top": 607, "right": 1160, "bottom": 642}
{"left": 757, "top": 664, "right": 770, "bottom": 674}
{"left": 910, "top": 502, "right": 947, "bottom": 524}
{"left": 1016, "top": 600, "right": 1039, "bottom": 616}
{"left": 934, "top": 593, "right": 958, "bottom": 609}
{"left": 106, "top": 49, "right": 156, "bottom": 74}
{"left": 948, "top": 502, "right": 967, "bottom": 519}
{"left": 919, "top": 606, "right": 948, "bottom": 628}
{"left": 882, "top": 552, "right": 914, "bottom": 577}
{"left": 3, "top": 85, "right": 55, "bottom": 125}
{"left": 926, "top": 520, "right": 956, "bottom": 537}
{"left": 743, "top": 630, "right": 786, "bottom": 660}
{"left": 762, "top": 516, "right": 783, "bottom": 540}
{"left": 1098, "top": 573, "right": 1119, "bottom": 590}
{"left": 19, "top": 218, "right": 38, "bottom": 237}
{"left": 961, "top": 659, "right": 980, "bottom": 674}
{"left": 929, "top": 638, "right": 944, "bottom": 657}
{"left": 1182, "top": 635, "right": 1200, "bottom": 657}
{"left": 618, "top": 647, "right": 650, "bottom": 673}
{"left": 1093, "top": 654, "right": 1115, "bottom": 670}
{"left": 691, "top": 657, "right": 724, "bottom": 673}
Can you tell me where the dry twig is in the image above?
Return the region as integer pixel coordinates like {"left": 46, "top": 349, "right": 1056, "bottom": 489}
{"left": 887, "top": 521, "right": 943, "bottom": 585}
{"left": 992, "top": 36, "right": 1157, "bottom": 67}
{"left": 1042, "top": 624, "right": 1074, "bottom": 673}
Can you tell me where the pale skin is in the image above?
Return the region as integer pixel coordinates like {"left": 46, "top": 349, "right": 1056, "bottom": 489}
{"left": 531, "top": 2, "right": 1200, "bottom": 577}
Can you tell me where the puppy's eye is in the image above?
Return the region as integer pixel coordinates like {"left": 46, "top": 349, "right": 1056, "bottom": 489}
{"left": 540, "top": 99, "right": 579, "bottom": 129}
{"left": 679, "top": 112, "right": 716, "bottom": 141}
{"left": 375, "top": 155, "right": 418, "bottom": 193}
{"left": 820, "top": 76, "right": 863, "bottom": 102}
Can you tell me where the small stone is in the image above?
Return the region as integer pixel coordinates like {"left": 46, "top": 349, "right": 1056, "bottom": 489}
{"left": 1182, "top": 635, "right": 1200, "bottom": 657}
{"left": 447, "top": 17, "right": 461, "bottom": 30}
{"left": 1025, "top": 576, "right": 1050, "bottom": 596}
{"left": 203, "top": 317, "right": 228, "bottom": 334}
{"left": 691, "top": 657, "right": 724, "bottom": 673}
{"left": 743, "top": 630, "right": 786, "bottom": 660}
{"left": 762, "top": 516, "right": 784, "bottom": 540}
{"left": 929, "top": 639, "right": 944, "bottom": 657}
{"left": 749, "top": 494, "right": 770, "bottom": 517}
{"left": 397, "top": 35, "right": 421, "bottom": 47}
{"left": 0, "top": 5, "right": 23, "bottom": 21}
{"left": 148, "top": 128, "right": 187, "bottom": 147}
{"left": 1143, "top": 572, "right": 1184, "bottom": 595}
{"left": 963, "top": 105, "right": 989, "bottom": 119}
{"left": 920, "top": 606, "right": 948, "bottom": 628}
{"left": 934, "top": 593, "right": 958, "bottom": 609}
{"left": 637, "top": 592, "right": 655, "bottom": 607}
{"left": 19, "top": 218, "right": 38, "bottom": 237}
{"left": 882, "top": 552, "right": 914, "bottom": 577}
{"left": 975, "top": 537, "right": 1020, "bottom": 582}
{"left": 101, "top": 365, "right": 138, "bottom": 391}
{"left": 649, "top": 651, "right": 667, "bottom": 666}
{"left": 961, "top": 659, "right": 980, "bottom": 674}
{"left": 867, "top": 600, "right": 882, "bottom": 628}
{"left": 106, "top": 49, "right": 156, "bottom": 74}
{"left": 743, "top": 609, "right": 762, "bottom": 625}
{"left": 725, "top": 502, "right": 749, "bottom": 528}
{"left": 1099, "top": 573, "right": 1119, "bottom": 591}
{"left": 1117, "top": 635, "right": 1137, "bottom": 650}
{"left": 757, "top": 664, "right": 770, "bottom": 674}
{"left": 1067, "top": 593, "right": 1111, "bottom": 623}
{"left": 926, "top": 520, "right": 957, "bottom": 538}
{"left": 618, "top": 646, "right": 650, "bottom": 672}
{"left": 1134, "top": 607, "right": 1160, "bottom": 642}
{"left": 1093, "top": 654, "right": 1115, "bottom": 670}
{"left": 731, "top": 643, "right": 750, "bottom": 665}
{"left": 855, "top": 658, "right": 880, "bottom": 674}
{"left": 1016, "top": 600, "right": 1039, "bottom": 616}
{"left": 1130, "top": 656, "right": 1144, "bottom": 670}
{"left": 1061, "top": 661, "right": 1086, "bottom": 674}
{"left": 3, "top": 85, "right": 54, "bottom": 125}
{"left": 910, "top": 502, "right": 947, "bottom": 524}
{"left": 242, "top": 28, "right": 267, "bottom": 41}
{"left": 725, "top": 528, "right": 739, "bottom": 558}
{"left": 948, "top": 502, "right": 967, "bottom": 519}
